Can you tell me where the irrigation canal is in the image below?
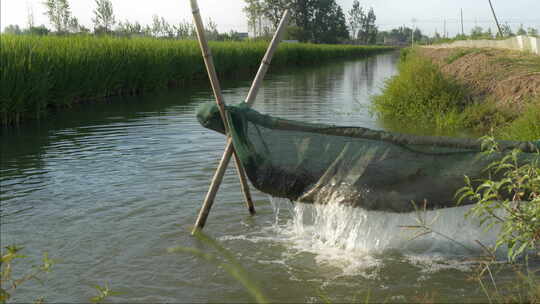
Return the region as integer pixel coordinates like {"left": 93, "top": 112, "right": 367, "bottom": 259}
{"left": 0, "top": 52, "right": 526, "bottom": 302}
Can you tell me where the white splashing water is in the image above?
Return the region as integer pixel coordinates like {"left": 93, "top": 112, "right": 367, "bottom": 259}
{"left": 266, "top": 197, "right": 501, "bottom": 276}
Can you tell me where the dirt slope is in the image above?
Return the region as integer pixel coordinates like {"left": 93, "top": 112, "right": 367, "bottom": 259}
{"left": 418, "top": 47, "right": 540, "bottom": 111}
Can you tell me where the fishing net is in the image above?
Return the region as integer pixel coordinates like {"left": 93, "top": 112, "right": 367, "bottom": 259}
{"left": 197, "top": 102, "right": 540, "bottom": 212}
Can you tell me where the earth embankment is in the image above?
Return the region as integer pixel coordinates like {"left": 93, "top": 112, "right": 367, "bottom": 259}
{"left": 417, "top": 47, "right": 540, "bottom": 111}
{"left": 372, "top": 47, "right": 540, "bottom": 140}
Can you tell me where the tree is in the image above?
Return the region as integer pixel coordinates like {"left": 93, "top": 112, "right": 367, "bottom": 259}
{"left": 3, "top": 25, "right": 22, "bottom": 35}
{"left": 244, "top": 0, "right": 266, "bottom": 37}
{"left": 348, "top": 2, "right": 377, "bottom": 44}
{"left": 92, "top": 0, "right": 116, "bottom": 33}
{"left": 172, "top": 20, "right": 195, "bottom": 39}
{"left": 151, "top": 15, "right": 163, "bottom": 37}
{"left": 376, "top": 26, "right": 425, "bottom": 45}
{"left": 262, "top": 0, "right": 291, "bottom": 29}
{"left": 485, "top": 27, "right": 493, "bottom": 38}
{"left": 500, "top": 22, "right": 513, "bottom": 37}
{"left": 43, "top": 0, "right": 72, "bottom": 33}
{"left": 116, "top": 20, "right": 144, "bottom": 36}
{"left": 470, "top": 26, "right": 484, "bottom": 38}
{"left": 363, "top": 7, "right": 377, "bottom": 44}
{"left": 26, "top": 25, "right": 51, "bottom": 35}
{"left": 347, "top": 0, "right": 363, "bottom": 41}
{"left": 310, "top": 0, "right": 348, "bottom": 44}
{"left": 248, "top": 0, "right": 349, "bottom": 43}
{"left": 206, "top": 18, "right": 219, "bottom": 40}
{"left": 289, "top": 0, "right": 316, "bottom": 41}
{"left": 516, "top": 24, "right": 526, "bottom": 36}
{"left": 527, "top": 27, "right": 538, "bottom": 36}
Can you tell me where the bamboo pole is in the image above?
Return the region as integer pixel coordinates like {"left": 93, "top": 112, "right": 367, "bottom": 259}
{"left": 193, "top": 138, "right": 234, "bottom": 230}
{"left": 190, "top": 0, "right": 254, "bottom": 231}
{"left": 190, "top": 0, "right": 229, "bottom": 132}
{"left": 191, "top": 5, "right": 290, "bottom": 233}
{"left": 233, "top": 151, "right": 256, "bottom": 214}
{"left": 245, "top": 9, "right": 291, "bottom": 106}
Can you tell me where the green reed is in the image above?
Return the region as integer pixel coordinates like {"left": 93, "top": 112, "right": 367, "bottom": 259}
{"left": 0, "top": 34, "right": 392, "bottom": 125}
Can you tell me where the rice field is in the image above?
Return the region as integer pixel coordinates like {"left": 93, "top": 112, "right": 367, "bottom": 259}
{"left": 0, "top": 35, "right": 393, "bottom": 125}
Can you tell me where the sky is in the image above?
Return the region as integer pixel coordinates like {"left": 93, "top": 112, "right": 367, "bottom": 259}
{"left": 1, "top": 0, "right": 539, "bottom": 37}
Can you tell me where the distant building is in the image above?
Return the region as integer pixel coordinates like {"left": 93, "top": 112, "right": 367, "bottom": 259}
{"left": 383, "top": 36, "right": 399, "bottom": 45}
{"left": 237, "top": 32, "right": 249, "bottom": 39}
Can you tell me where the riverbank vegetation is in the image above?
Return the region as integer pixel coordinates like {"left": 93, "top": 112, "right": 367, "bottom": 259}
{"left": 373, "top": 47, "right": 539, "bottom": 303}
{"left": 0, "top": 34, "right": 392, "bottom": 126}
{"left": 373, "top": 47, "right": 540, "bottom": 141}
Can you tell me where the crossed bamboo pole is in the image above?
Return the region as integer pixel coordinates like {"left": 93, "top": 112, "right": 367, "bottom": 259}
{"left": 190, "top": 0, "right": 290, "bottom": 234}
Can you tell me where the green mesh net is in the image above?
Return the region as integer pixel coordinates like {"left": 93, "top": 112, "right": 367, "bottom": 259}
{"left": 197, "top": 102, "right": 540, "bottom": 212}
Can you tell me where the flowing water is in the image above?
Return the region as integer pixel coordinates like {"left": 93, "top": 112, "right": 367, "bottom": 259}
{"left": 0, "top": 52, "right": 531, "bottom": 302}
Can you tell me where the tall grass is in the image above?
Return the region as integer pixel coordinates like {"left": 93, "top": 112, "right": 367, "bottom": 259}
{"left": 371, "top": 49, "right": 470, "bottom": 135}
{"left": 500, "top": 101, "right": 540, "bottom": 141}
{"left": 0, "top": 35, "right": 392, "bottom": 125}
{"left": 372, "top": 48, "right": 540, "bottom": 141}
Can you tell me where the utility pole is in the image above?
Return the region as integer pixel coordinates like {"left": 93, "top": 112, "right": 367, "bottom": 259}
{"left": 443, "top": 19, "right": 447, "bottom": 38}
{"left": 488, "top": 0, "right": 503, "bottom": 37}
{"left": 460, "top": 8, "right": 464, "bottom": 36}
{"left": 26, "top": 1, "right": 35, "bottom": 29}
{"left": 411, "top": 18, "right": 417, "bottom": 46}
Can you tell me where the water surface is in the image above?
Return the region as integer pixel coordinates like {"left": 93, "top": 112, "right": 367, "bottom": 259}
{"left": 1, "top": 53, "right": 528, "bottom": 302}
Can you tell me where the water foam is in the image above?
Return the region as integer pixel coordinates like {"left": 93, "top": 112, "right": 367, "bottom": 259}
{"left": 268, "top": 197, "right": 500, "bottom": 275}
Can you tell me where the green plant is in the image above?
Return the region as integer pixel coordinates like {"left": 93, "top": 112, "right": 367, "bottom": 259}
{"left": 90, "top": 283, "right": 121, "bottom": 303}
{"left": 500, "top": 100, "right": 540, "bottom": 141}
{"left": 0, "top": 245, "right": 54, "bottom": 303}
{"left": 456, "top": 136, "right": 540, "bottom": 261}
{"left": 371, "top": 49, "right": 469, "bottom": 135}
{"left": 0, "top": 34, "right": 394, "bottom": 126}
{"left": 372, "top": 49, "right": 539, "bottom": 140}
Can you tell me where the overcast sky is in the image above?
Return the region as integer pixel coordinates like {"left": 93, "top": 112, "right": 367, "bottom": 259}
{"left": 1, "top": 0, "right": 539, "bottom": 36}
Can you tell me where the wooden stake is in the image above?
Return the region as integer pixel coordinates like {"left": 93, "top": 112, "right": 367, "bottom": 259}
{"left": 190, "top": 0, "right": 254, "bottom": 227}
{"left": 191, "top": 3, "right": 290, "bottom": 233}
{"left": 233, "top": 151, "right": 255, "bottom": 215}
{"left": 245, "top": 9, "right": 291, "bottom": 106}
{"left": 190, "top": 0, "right": 229, "bottom": 132}
{"left": 193, "top": 138, "right": 234, "bottom": 231}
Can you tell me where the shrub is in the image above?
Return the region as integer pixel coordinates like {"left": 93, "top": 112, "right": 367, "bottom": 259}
{"left": 372, "top": 49, "right": 469, "bottom": 134}
{"left": 456, "top": 137, "right": 540, "bottom": 261}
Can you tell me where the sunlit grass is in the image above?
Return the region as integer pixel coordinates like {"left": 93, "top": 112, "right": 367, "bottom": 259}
{"left": 0, "top": 34, "right": 393, "bottom": 125}
{"left": 372, "top": 48, "right": 540, "bottom": 141}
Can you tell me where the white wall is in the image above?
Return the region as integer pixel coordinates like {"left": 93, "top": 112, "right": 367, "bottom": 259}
{"left": 428, "top": 36, "right": 539, "bottom": 55}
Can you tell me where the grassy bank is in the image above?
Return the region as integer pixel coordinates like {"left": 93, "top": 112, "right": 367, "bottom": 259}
{"left": 372, "top": 47, "right": 540, "bottom": 141}
{"left": 0, "top": 35, "right": 393, "bottom": 126}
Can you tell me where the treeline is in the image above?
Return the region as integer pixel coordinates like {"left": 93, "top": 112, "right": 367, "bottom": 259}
{"left": 5, "top": 0, "right": 434, "bottom": 46}
{"left": 374, "top": 23, "right": 539, "bottom": 46}
{"left": 2, "top": 0, "right": 245, "bottom": 41}
{"left": 243, "top": 0, "right": 377, "bottom": 44}
{"left": 3, "top": 0, "right": 377, "bottom": 43}
{"left": 376, "top": 26, "right": 427, "bottom": 45}
{"left": 429, "top": 24, "right": 539, "bottom": 45}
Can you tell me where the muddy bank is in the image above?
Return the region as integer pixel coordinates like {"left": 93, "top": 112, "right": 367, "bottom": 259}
{"left": 418, "top": 47, "right": 540, "bottom": 112}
